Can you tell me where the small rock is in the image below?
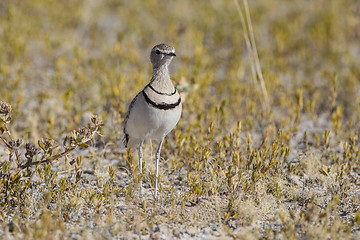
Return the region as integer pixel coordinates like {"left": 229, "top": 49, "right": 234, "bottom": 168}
{"left": 158, "top": 223, "right": 169, "bottom": 236}
{"left": 186, "top": 226, "right": 198, "bottom": 236}
{"left": 173, "top": 228, "right": 181, "bottom": 238}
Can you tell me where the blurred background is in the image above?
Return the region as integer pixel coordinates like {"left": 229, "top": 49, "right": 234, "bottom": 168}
{"left": 0, "top": 0, "right": 359, "bottom": 143}
{"left": 1, "top": 0, "right": 360, "bottom": 238}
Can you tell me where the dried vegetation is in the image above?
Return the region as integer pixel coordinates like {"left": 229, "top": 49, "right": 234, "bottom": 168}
{"left": 1, "top": 0, "right": 360, "bottom": 239}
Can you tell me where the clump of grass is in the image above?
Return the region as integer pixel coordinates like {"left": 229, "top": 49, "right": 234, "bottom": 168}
{"left": 0, "top": 101, "right": 103, "bottom": 208}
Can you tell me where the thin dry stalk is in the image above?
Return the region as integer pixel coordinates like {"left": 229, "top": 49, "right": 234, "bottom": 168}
{"left": 234, "top": 0, "right": 269, "bottom": 110}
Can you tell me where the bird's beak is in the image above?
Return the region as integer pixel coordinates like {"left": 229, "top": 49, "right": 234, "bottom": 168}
{"left": 168, "top": 52, "right": 176, "bottom": 57}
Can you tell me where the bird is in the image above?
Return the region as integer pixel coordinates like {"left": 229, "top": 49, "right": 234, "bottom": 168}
{"left": 123, "top": 43, "right": 182, "bottom": 200}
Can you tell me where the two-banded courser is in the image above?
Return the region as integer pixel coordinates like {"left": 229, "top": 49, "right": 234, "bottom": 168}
{"left": 123, "top": 43, "right": 182, "bottom": 200}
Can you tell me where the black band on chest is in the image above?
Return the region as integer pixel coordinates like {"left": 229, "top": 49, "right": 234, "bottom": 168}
{"left": 142, "top": 91, "right": 181, "bottom": 110}
{"left": 148, "top": 84, "right": 177, "bottom": 96}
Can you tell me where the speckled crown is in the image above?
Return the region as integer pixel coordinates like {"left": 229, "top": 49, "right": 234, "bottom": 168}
{"left": 151, "top": 43, "right": 175, "bottom": 55}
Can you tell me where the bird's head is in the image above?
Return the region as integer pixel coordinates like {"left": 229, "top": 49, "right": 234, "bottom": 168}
{"left": 150, "top": 43, "right": 176, "bottom": 69}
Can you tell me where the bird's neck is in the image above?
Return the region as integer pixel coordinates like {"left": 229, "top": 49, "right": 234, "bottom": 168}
{"left": 150, "top": 64, "right": 175, "bottom": 92}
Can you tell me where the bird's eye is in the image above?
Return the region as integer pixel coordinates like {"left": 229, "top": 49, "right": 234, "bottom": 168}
{"left": 155, "top": 50, "right": 160, "bottom": 55}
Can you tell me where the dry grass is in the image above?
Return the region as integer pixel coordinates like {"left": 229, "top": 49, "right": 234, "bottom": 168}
{"left": 1, "top": 0, "right": 360, "bottom": 239}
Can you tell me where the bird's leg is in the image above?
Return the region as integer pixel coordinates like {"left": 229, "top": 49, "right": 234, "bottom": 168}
{"left": 138, "top": 140, "right": 144, "bottom": 200}
{"left": 154, "top": 138, "right": 164, "bottom": 200}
